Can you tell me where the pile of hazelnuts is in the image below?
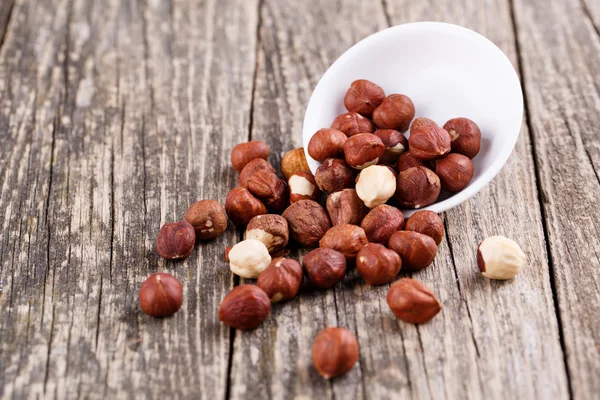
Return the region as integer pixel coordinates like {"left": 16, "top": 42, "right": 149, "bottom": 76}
{"left": 139, "top": 79, "right": 527, "bottom": 380}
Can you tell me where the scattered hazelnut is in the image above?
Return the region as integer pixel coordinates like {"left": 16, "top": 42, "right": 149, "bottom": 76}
{"left": 314, "top": 158, "right": 356, "bottom": 193}
{"left": 435, "top": 153, "right": 474, "bottom": 192}
{"left": 344, "top": 79, "right": 385, "bottom": 117}
{"left": 372, "top": 94, "right": 415, "bottom": 132}
{"left": 184, "top": 200, "right": 228, "bottom": 240}
{"left": 288, "top": 171, "right": 321, "bottom": 203}
{"left": 224, "top": 246, "right": 232, "bottom": 261}
{"left": 397, "top": 151, "right": 428, "bottom": 172}
{"left": 477, "top": 236, "right": 527, "bottom": 280}
{"left": 356, "top": 243, "right": 402, "bottom": 285}
{"left": 408, "top": 125, "right": 451, "bottom": 160}
{"left": 225, "top": 187, "right": 267, "bottom": 226}
{"left": 320, "top": 224, "right": 368, "bottom": 260}
{"left": 231, "top": 141, "right": 270, "bottom": 172}
{"left": 410, "top": 117, "right": 438, "bottom": 134}
{"left": 302, "top": 248, "right": 347, "bottom": 289}
{"left": 326, "top": 189, "right": 367, "bottom": 225}
{"left": 281, "top": 148, "right": 310, "bottom": 179}
{"left": 312, "top": 327, "right": 359, "bottom": 379}
{"left": 343, "top": 133, "right": 385, "bottom": 169}
{"left": 355, "top": 165, "right": 397, "bottom": 208}
{"left": 388, "top": 231, "right": 437, "bottom": 271}
{"left": 282, "top": 200, "right": 331, "bottom": 247}
{"left": 330, "top": 111, "right": 374, "bottom": 136}
{"left": 394, "top": 166, "right": 440, "bottom": 209}
{"left": 257, "top": 258, "right": 303, "bottom": 302}
{"left": 386, "top": 278, "right": 441, "bottom": 324}
{"left": 360, "top": 204, "right": 404, "bottom": 244}
{"left": 218, "top": 285, "right": 271, "bottom": 330}
{"left": 228, "top": 239, "right": 272, "bottom": 279}
{"left": 307, "top": 128, "right": 348, "bottom": 162}
{"left": 239, "top": 158, "right": 275, "bottom": 188}
{"left": 245, "top": 214, "right": 289, "bottom": 254}
{"left": 139, "top": 273, "right": 183, "bottom": 317}
{"left": 405, "top": 210, "right": 444, "bottom": 245}
{"left": 245, "top": 168, "right": 288, "bottom": 212}
{"left": 443, "top": 117, "right": 481, "bottom": 158}
{"left": 374, "top": 129, "right": 408, "bottom": 164}
{"left": 155, "top": 220, "right": 196, "bottom": 260}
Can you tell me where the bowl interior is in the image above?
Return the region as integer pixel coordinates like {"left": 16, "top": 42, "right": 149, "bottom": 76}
{"left": 302, "top": 22, "right": 523, "bottom": 215}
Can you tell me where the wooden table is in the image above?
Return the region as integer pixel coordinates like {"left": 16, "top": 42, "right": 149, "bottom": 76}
{"left": 1, "top": 0, "right": 599, "bottom": 399}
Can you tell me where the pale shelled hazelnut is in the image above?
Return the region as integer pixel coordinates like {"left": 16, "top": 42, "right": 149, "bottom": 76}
{"left": 288, "top": 171, "right": 321, "bottom": 203}
{"left": 477, "top": 236, "right": 527, "bottom": 280}
{"left": 326, "top": 189, "right": 367, "bottom": 225}
{"left": 245, "top": 214, "right": 289, "bottom": 254}
{"left": 228, "top": 239, "right": 272, "bottom": 279}
{"left": 355, "top": 165, "right": 397, "bottom": 208}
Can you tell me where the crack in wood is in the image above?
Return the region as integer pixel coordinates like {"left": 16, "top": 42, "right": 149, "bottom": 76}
{"left": 0, "top": 0, "right": 14, "bottom": 54}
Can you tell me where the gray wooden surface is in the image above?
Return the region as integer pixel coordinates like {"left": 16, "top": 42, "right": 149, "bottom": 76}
{"left": 0, "top": 0, "right": 598, "bottom": 399}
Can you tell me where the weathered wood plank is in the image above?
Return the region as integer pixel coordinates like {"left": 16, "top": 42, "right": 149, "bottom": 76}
{"left": 0, "top": 0, "right": 13, "bottom": 48}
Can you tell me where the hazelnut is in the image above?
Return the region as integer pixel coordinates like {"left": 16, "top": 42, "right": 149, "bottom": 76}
{"left": 288, "top": 171, "right": 321, "bottom": 203}
{"left": 408, "top": 125, "right": 451, "bottom": 160}
{"left": 388, "top": 231, "right": 437, "bottom": 271}
{"left": 281, "top": 147, "right": 310, "bottom": 179}
{"left": 477, "top": 236, "right": 527, "bottom": 280}
{"left": 343, "top": 133, "right": 385, "bottom": 169}
{"left": 394, "top": 166, "right": 440, "bottom": 209}
{"left": 239, "top": 158, "right": 275, "bottom": 188}
{"left": 326, "top": 189, "right": 367, "bottom": 225}
{"left": 374, "top": 129, "right": 408, "bottom": 164}
{"left": 282, "top": 200, "right": 331, "bottom": 247}
{"left": 330, "top": 111, "right": 374, "bottom": 136}
{"left": 139, "top": 273, "right": 183, "bottom": 317}
{"left": 314, "top": 158, "right": 356, "bottom": 193}
{"left": 231, "top": 141, "right": 270, "bottom": 172}
{"left": 360, "top": 204, "right": 404, "bottom": 244}
{"left": 155, "top": 220, "right": 196, "bottom": 260}
{"left": 372, "top": 94, "right": 415, "bottom": 132}
{"left": 184, "top": 200, "right": 227, "bottom": 240}
{"left": 245, "top": 214, "right": 289, "bottom": 254}
{"left": 343, "top": 79, "right": 385, "bottom": 117}
{"left": 397, "top": 151, "right": 428, "bottom": 172}
{"left": 356, "top": 243, "right": 402, "bottom": 285}
{"left": 218, "top": 285, "right": 271, "bottom": 330}
{"left": 405, "top": 210, "right": 444, "bottom": 245}
{"left": 307, "top": 128, "right": 347, "bottom": 162}
{"left": 225, "top": 187, "right": 267, "bottom": 226}
{"left": 410, "top": 117, "right": 438, "bottom": 134}
{"left": 224, "top": 246, "right": 232, "bottom": 261}
{"left": 319, "top": 224, "right": 368, "bottom": 260}
{"left": 257, "top": 258, "right": 303, "bottom": 302}
{"left": 246, "top": 168, "right": 288, "bottom": 212}
{"left": 228, "top": 239, "right": 272, "bottom": 279}
{"left": 355, "top": 165, "right": 397, "bottom": 208}
{"left": 302, "top": 248, "right": 347, "bottom": 289}
{"left": 443, "top": 117, "right": 481, "bottom": 158}
{"left": 386, "top": 278, "right": 441, "bottom": 324}
{"left": 312, "top": 327, "right": 359, "bottom": 378}
{"left": 435, "top": 153, "right": 474, "bottom": 192}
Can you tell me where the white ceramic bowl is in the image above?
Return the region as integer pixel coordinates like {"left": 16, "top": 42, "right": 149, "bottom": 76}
{"left": 302, "top": 22, "right": 523, "bottom": 216}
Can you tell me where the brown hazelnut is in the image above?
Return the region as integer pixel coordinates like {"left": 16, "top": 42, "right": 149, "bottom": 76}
{"left": 372, "top": 94, "right": 415, "bottom": 132}
{"left": 314, "top": 158, "right": 356, "bottom": 193}
{"left": 355, "top": 165, "right": 397, "bottom": 208}
{"left": 239, "top": 158, "right": 275, "bottom": 188}
{"left": 246, "top": 169, "right": 288, "bottom": 212}
{"left": 224, "top": 246, "right": 232, "bottom": 261}
{"left": 319, "top": 224, "right": 368, "bottom": 260}
{"left": 326, "top": 189, "right": 367, "bottom": 226}
{"left": 282, "top": 200, "right": 331, "bottom": 247}
{"left": 330, "top": 111, "right": 374, "bottom": 136}
{"left": 257, "top": 258, "right": 303, "bottom": 302}
{"left": 343, "top": 133, "right": 385, "bottom": 169}
{"left": 218, "top": 285, "right": 271, "bottom": 330}
{"left": 184, "top": 200, "right": 227, "bottom": 240}
{"left": 281, "top": 148, "right": 310, "bottom": 179}
{"left": 307, "top": 128, "right": 347, "bottom": 162}
{"left": 405, "top": 210, "right": 444, "bottom": 245}
{"left": 408, "top": 125, "right": 451, "bottom": 160}
{"left": 394, "top": 166, "right": 440, "bottom": 209}
{"left": 410, "top": 117, "right": 438, "bottom": 134}
{"left": 288, "top": 171, "right": 321, "bottom": 203}
{"left": 344, "top": 79, "right": 385, "bottom": 117}
{"left": 155, "top": 220, "right": 196, "bottom": 259}
{"left": 225, "top": 187, "right": 267, "bottom": 226}
{"left": 139, "top": 273, "right": 183, "bottom": 317}
{"left": 388, "top": 231, "right": 437, "bottom": 270}
{"left": 356, "top": 243, "right": 401, "bottom": 285}
{"left": 360, "top": 204, "right": 404, "bottom": 244}
{"left": 231, "top": 141, "right": 270, "bottom": 172}
{"left": 397, "top": 151, "right": 428, "bottom": 172}
{"left": 386, "top": 278, "right": 441, "bottom": 324}
{"left": 245, "top": 214, "right": 289, "bottom": 254}
{"left": 302, "top": 248, "right": 347, "bottom": 289}
{"left": 443, "top": 117, "right": 481, "bottom": 158}
{"left": 435, "top": 153, "right": 474, "bottom": 192}
{"left": 477, "top": 236, "right": 527, "bottom": 280}
{"left": 374, "top": 129, "right": 408, "bottom": 164}
{"left": 312, "top": 327, "right": 359, "bottom": 378}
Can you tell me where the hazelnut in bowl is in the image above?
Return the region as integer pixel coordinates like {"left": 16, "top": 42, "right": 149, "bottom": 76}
{"left": 302, "top": 22, "right": 523, "bottom": 215}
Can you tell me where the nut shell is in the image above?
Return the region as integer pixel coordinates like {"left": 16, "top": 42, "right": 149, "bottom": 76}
{"left": 394, "top": 166, "right": 440, "bottom": 209}
{"left": 357, "top": 243, "right": 402, "bottom": 285}
{"left": 320, "top": 224, "right": 368, "bottom": 260}
{"left": 225, "top": 187, "right": 267, "bottom": 226}
{"left": 231, "top": 141, "right": 270, "bottom": 172}
{"left": 302, "top": 248, "right": 347, "bottom": 289}
{"left": 282, "top": 200, "right": 331, "bottom": 247}
{"left": 139, "top": 273, "right": 183, "bottom": 317}
{"left": 386, "top": 278, "right": 441, "bottom": 324}
{"left": 372, "top": 94, "right": 415, "bottom": 132}
{"left": 245, "top": 214, "right": 289, "bottom": 254}
{"left": 330, "top": 112, "right": 374, "bottom": 136}
{"left": 344, "top": 79, "right": 385, "bottom": 117}
{"left": 360, "top": 204, "right": 404, "bottom": 244}
{"left": 388, "top": 231, "right": 437, "bottom": 271}
{"left": 257, "top": 258, "right": 303, "bottom": 302}
{"left": 435, "top": 153, "right": 474, "bottom": 192}
{"left": 156, "top": 220, "right": 196, "bottom": 260}
{"left": 228, "top": 239, "right": 272, "bottom": 279}
{"left": 343, "top": 133, "right": 385, "bottom": 169}
{"left": 281, "top": 148, "right": 310, "bottom": 179}
{"left": 315, "top": 158, "right": 356, "bottom": 193}
{"left": 405, "top": 210, "right": 444, "bottom": 245}
{"left": 288, "top": 171, "right": 321, "bottom": 203}
{"left": 443, "top": 117, "right": 481, "bottom": 158}
{"left": 184, "top": 200, "right": 228, "bottom": 240}
{"left": 219, "top": 285, "right": 271, "bottom": 330}
{"left": 408, "top": 125, "right": 451, "bottom": 160}
{"left": 477, "top": 236, "right": 526, "bottom": 280}
{"left": 312, "top": 327, "right": 359, "bottom": 378}
{"left": 326, "top": 189, "right": 367, "bottom": 226}
{"left": 355, "top": 165, "right": 397, "bottom": 208}
{"left": 410, "top": 117, "right": 438, "bottom": 134}
{"left": 308, "top": 128, "right": 347, "bottom": 162}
